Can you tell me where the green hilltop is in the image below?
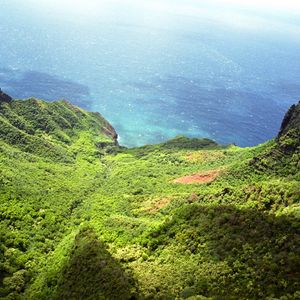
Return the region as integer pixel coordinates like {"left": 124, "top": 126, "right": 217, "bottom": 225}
{"left": 0, "top": 90, "right": 299, "bottom": 300}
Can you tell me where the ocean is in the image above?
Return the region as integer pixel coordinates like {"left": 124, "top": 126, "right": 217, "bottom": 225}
{"left": 1, "top": 0, "right": 300, "bottom": 147}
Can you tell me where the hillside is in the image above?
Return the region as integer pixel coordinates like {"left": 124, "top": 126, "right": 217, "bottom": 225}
{"left": 0, "top": 89, "right": 118, "bottom": 162}
{"left": 0, "top": 91, "right": 299, "bottom": 300}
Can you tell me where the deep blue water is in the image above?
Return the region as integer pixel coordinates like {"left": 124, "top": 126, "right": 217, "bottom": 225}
{"left": 1, "top": 0, "right": 300, "bottom": 147}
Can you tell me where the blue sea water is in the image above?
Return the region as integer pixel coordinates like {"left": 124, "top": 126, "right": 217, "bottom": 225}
{"left": 0, "top": 0, "right": 300, "bottom": 147}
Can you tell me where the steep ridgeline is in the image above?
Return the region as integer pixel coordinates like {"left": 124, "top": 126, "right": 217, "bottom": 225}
{"left": 0, "top": 91, "right": 118, "bottom": 162}
{"left": 249, "top": 101, "right": 300, "bottom": 175}
{"left": 0, "top": 91, "right": 299, "bottom": 300}
{"left": 277, "top": 101, "right": 300, "bottom": 150}
{"left": 0, "top": 89, "right": 12, "bottom": 103}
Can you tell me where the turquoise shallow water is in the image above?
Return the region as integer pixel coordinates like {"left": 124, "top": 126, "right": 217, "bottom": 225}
{"left": 1, "top": 0, "right": 300, "bottom": 147}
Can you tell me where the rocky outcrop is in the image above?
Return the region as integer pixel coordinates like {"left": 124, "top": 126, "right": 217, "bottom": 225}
{"left": 276, "top": 101, "right": 300, "bottom": 153}
{"left": 249, "top": 101, "right": 300, "bottom": 172}
{"left": 103, "top": 123, "right": 118, "bottom": 145}
{"left": 277, "top": 101, "right": 300, "bottom": 139}
{"left": 92, "top": 112, "right": 119, "bottom": 145}
{"left": 0, "top": 89, "right": 12, "bottom": 103}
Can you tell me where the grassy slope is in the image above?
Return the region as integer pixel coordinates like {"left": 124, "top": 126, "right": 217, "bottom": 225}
{"left": 0, "top": 98, "right": 299, "bottom": 300}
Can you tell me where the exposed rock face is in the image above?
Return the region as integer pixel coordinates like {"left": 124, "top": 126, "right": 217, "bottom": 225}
{"left": 0, "top": 89, "right": 12, "bottom": 103}
{"left": 103, "top": 123, "right": 118, "bottom": 145}
{"left": 275, "top": 101, "right": 300, "bottom": 153}
{"left": 249, "top": 101, "right": 300, "bottom": 171}
{"left": 277, "top": 101, "right": 300, "bottom": 138}
{"left": 92, "top": 112, "right": 119, "bottom": 145}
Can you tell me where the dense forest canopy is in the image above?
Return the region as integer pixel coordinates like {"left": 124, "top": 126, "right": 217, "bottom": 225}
{"left": 0, "top": 91, "right": 299, "bottom": 299}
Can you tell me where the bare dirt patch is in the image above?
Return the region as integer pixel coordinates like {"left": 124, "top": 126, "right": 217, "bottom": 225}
{"left": 173, "top": 170, "right": 219, "bottom": 184}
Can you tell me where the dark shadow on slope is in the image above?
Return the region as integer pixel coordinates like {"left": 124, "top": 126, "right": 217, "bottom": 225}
{"left": 148, "top": 204, "right": 300, "bottom": 299}
{"left": 0, "top": 68, "right": 92, "bottom": 109}
{"left": 53, "top": 227, "right": 138, "bottom": 300}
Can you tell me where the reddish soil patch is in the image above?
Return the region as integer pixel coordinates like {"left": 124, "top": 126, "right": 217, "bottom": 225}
{"left": 173, "top": 170, "right": 219, "bottom": 184}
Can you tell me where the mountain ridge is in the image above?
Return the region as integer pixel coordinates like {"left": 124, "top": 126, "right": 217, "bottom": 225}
{"left": 0, "top": 93, "right": 118, "bottom": 162}
{"left": 0, "top": 90, "right": 299, "bottom": 300}
{"left": 2, "top": 89, "right": 299, "bottom": 151}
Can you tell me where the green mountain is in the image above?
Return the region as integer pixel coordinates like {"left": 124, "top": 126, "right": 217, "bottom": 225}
{"left": 0, "top": 90, "right": 299, "bottom": 300}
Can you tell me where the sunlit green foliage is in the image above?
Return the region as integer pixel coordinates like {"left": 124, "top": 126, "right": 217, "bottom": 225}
{"left": 0, "top": 98, "right": 299, "bottom": 299}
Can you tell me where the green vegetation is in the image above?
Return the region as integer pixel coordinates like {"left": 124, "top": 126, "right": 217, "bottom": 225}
{"left": 0, "top": 95, "right": 299, "bottom": 299}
